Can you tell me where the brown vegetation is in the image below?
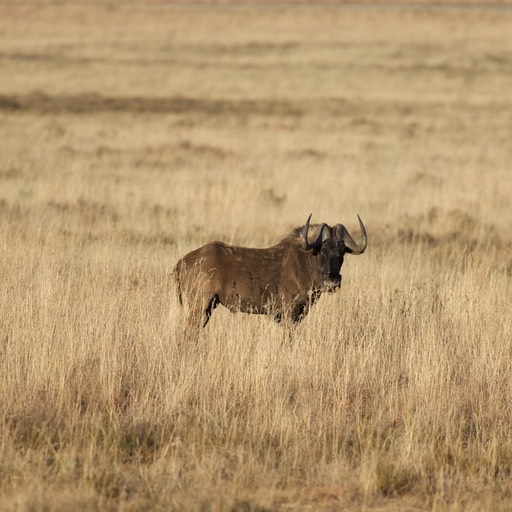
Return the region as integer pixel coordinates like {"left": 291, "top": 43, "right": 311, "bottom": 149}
{"left": 0, "top": 2, "right": 511, "bottom": 511}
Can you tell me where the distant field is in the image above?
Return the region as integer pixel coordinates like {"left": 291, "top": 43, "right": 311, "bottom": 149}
{"left": 1, "top": 3, "right": 511, "bottom": 511}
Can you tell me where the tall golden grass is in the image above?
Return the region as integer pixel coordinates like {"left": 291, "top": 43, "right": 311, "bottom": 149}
{"left": 1, "top": 3, "right": 511, "bottom": 510}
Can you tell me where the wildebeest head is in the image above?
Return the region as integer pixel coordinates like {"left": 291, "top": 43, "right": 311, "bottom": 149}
{"left": 301, "top": 214, "right": 367, "bottom": 292}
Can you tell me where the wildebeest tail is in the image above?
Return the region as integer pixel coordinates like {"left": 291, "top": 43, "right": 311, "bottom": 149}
{"left": 172, "top": 263, "right": 184, "bottom": 306}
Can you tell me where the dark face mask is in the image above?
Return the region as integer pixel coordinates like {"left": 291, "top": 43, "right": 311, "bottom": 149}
{"left": 318, "top": 238, "right": 345, "bottom": 292}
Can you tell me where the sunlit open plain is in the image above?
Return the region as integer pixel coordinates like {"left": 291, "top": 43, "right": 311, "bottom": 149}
{"left": 1, "top": 2, "right": 512, "bottom": 510}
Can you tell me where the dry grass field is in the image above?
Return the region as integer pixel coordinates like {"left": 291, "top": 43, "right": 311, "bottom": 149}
{"left": 1, "top": 2, "right": 512, "bottom": 511}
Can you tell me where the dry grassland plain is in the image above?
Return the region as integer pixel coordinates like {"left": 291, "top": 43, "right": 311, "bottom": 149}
{"left": 1, "top": 2, "right": 512, "bottom": 511}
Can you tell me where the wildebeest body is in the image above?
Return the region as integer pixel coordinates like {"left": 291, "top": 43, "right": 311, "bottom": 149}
{"left": 173, "top": 215, "right": 367, "bottom": 339}
{"left": 176, "top": 239, "right": 320, "bottom": 318}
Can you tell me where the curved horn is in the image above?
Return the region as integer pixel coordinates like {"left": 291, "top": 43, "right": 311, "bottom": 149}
{"left": 335, "top": 214, "right": 367, "bottom": 255}
{"left": 301, "top": 214, "right": 329, "bottom": 250}
{"left": 301, "top": 214, "right": 312, "bottom": 250}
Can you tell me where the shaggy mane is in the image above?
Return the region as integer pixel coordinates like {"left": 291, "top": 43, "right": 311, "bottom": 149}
{"left": 282, "top": 223, "right": 323, "bottom": 243}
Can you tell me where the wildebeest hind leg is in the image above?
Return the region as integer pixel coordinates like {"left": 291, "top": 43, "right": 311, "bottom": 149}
{"left": 201, "top": 294, "right": 219, "bottom": 328}
{"left": 184, "top": 295, "right": 219, "bottom": 341}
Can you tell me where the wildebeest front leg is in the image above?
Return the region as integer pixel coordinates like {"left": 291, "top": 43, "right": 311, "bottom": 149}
{"left": 291, "top": 302, "right": 309, "bottom": 323}
{"left": 272, "top": 302, "right": 307, "bottom": 345}
{"left": 273, "top": 302, "right": 307, "bottom": 325}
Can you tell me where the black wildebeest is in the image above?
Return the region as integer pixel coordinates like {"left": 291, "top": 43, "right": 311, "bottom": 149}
{"left": 173, "top": 214, "right": 367, "bottom": 339}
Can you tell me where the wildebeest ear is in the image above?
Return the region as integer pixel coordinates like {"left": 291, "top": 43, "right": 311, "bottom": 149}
{"left": 334, "top": 215, "right": 367, "bottom": 255}
{"left": 302, "top": 214, "right": 329, "bottom": 250}
{"left": 321, "top": 225, "right": 332, "bottom": 243}
{"left": 334, "top": 224, "right": 345, "bottom": 241}
{"left": 309, "top": 223, "right": 329, "bottom": 249}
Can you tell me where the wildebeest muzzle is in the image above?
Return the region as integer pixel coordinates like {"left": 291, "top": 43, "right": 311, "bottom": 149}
{"left": 323, "top": 274, "right": 342, "bottom": 292}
